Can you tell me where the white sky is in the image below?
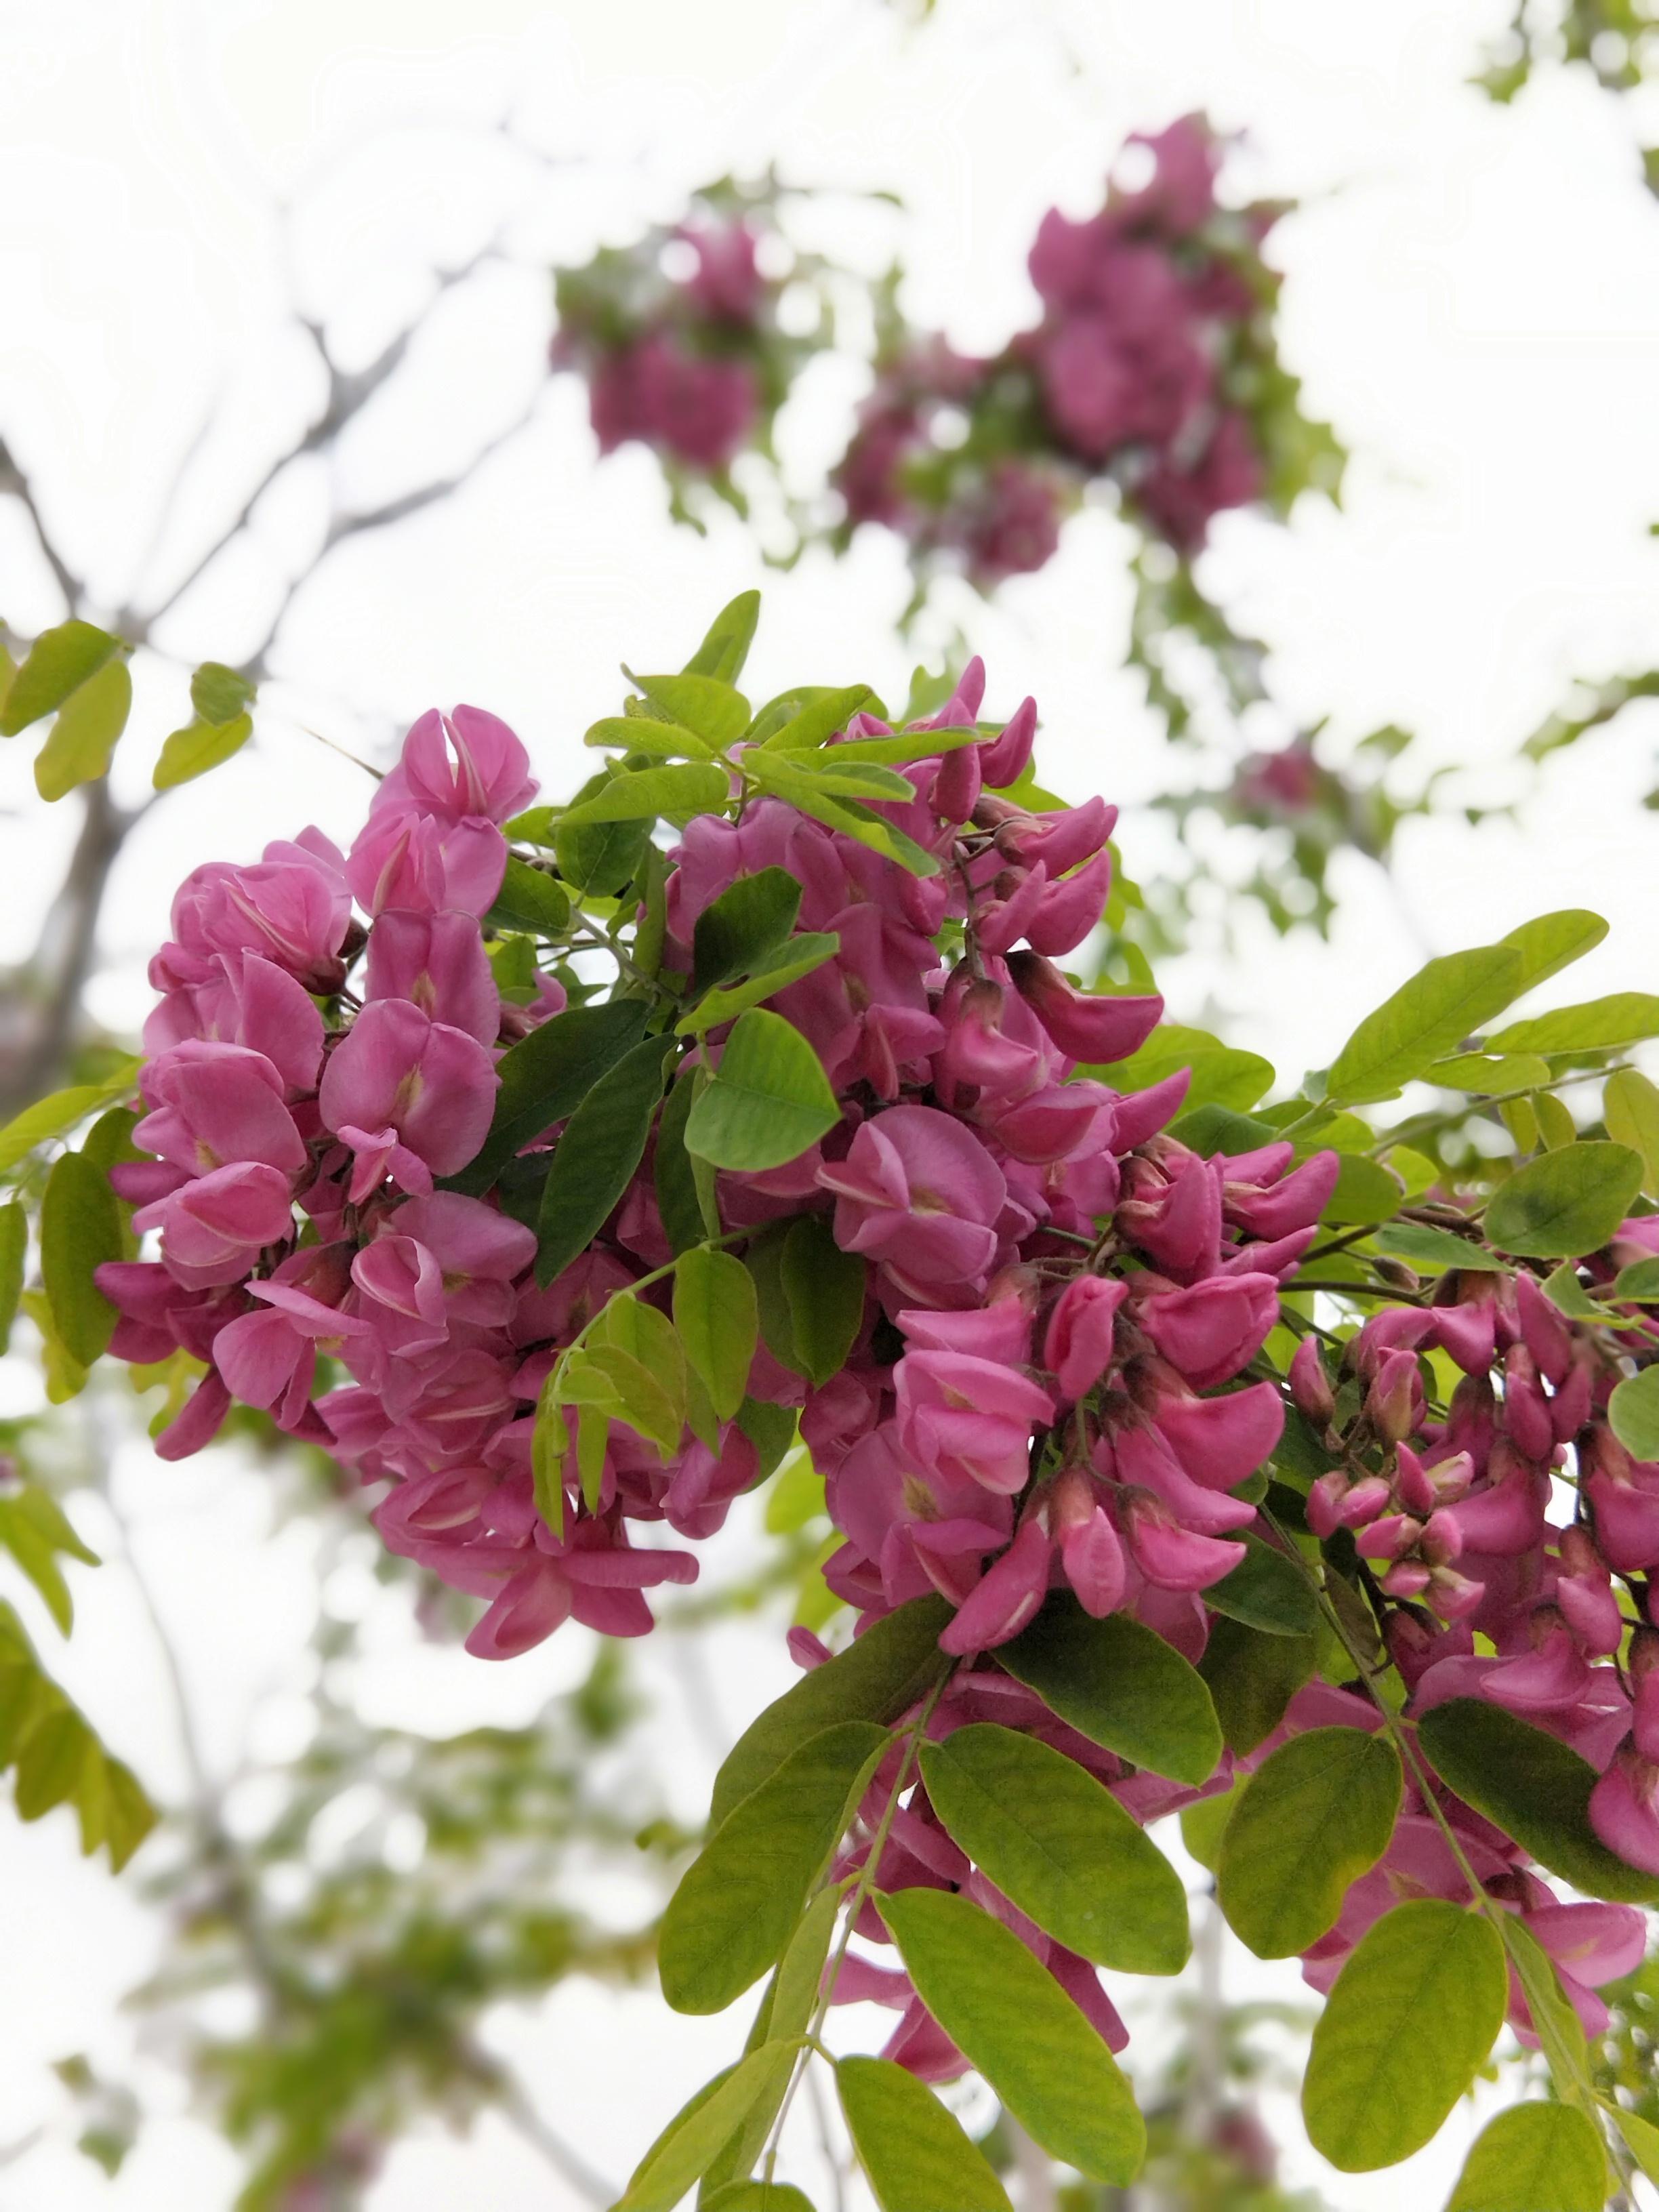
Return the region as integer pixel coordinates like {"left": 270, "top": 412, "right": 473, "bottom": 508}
{"left": 2, "top": 0, "right": 1659, "bottom": 2205}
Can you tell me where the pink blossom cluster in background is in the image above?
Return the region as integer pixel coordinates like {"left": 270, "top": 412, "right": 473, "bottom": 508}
{"left": 833, "top": 114, "right": 1311, "bottom": 588}
{"left": 99, "top": 661, "right": 1657, "bottom": 2088}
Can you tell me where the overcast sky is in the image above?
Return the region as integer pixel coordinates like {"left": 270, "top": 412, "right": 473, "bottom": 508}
{"left": 3, "top": 1, "right": 1659, "bottom": 2205}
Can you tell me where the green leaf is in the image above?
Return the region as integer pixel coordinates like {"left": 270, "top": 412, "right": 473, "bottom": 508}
{"left": 770, "top": 726, "right": 979, "bottom": 766}
{"left": 1429, "top": 1052, "right": 1553, "bottom": 1093}
{"left": 584, "top": 714, "right": 714, "bottom": 760}
{"left": 1322, "top": 1153, "right": 1406, "bottom": 1225}
{"left": 1445, "top": 2103, "right": 1606, "bottom": 2211}
{"left": 617, "top": 2043, "right": 800, "bottom": 2212}
{"left": 755, "top": 684, "right": 876, "bottom": 750}
{"left": 1488, "top": 994, "right": 1659, "bottom": 1054}
{"left": 1200, "top": 1618, "right": 1320, "bottom": 1755}
{"left": 1605, "top": 2102, "right": 1659, "bottom": 2187}
{"left": 534, "top": 1035, "right": 674, "bottom": 1287}
{"left": 780, "top": 1216, "right": 865, "bottom": 1388}
{"left": 1217, "top": 1727, "right": 1401, "bottom": 1959}
{"left": 1327, "top": 947, "right": 1527, "bottom": 1106}
{"left": 702, "top": 2186, "right": 816, "bottom": 2211}
{"left": 836, "top": 2055, "right": 1012, "bottom": 2212}
{"left": 682, "top": 590, "right": 761, "bottom": 684}
{"left": 678, "top": 933, "right": 840, "bottom": 1036}
{"left": 1303, "top": 1900, "right": 1508, "bottom": 2172}
{"left": 626, "top": 671, "right": 750, "bottom": 745}
{"left": 760, "top": 755, "right": 916, "bottom": 801}
{"left": 34, "top": 659, "right": 131, "bottom": 801}
{"left": 1483, "top": 1141, "right": 1643, "bottom": 1258}
{"left": 710, "top": 1594, "right": 952, "bottom": 1828}
{"left": 1206, "top": 1531, "right": 1321, "bottom": 1637}
{"left": 1612, "top": 1256, "right": 1659, "bottom": 1302}
{"left": 876, "top": 1887, "right": 1145, "bottom": 2184}
{"left": 1417, "top": 1701, "right": 1659, "bottom": 1902}
{"left": 660, "top": 1721, "right": 886, "bottom": 2013}
{"left": 1100, "top": 1027, "right": 1274, "bottom": 1113}
{"left": 1179, "top": 1787, "right": 1237, "bottom": 1873}
{"left": 558, "top": 763, "right": 731, "bottom": 826}
{"left": 1605, "top": 1067, "right": 1659, "bottom": 1193}
{"left": 0, "top": 621, "right": 120, "bottom": 735}
{"left": 1500, "top": 1918, "right": 1595, "bottom": 2114}
{"left": 187, "top": 661, "right": 255, "bottom": 724}
{"left": 454, "top": 998, "right": 651, "bottom": 1193}
{"left": 1375, "top": 1222, "right": 1504, "bottom": 1274}
{"left": 684, "top": 1010, "right": 840, "bottom": 1172}
{"left": 152, "top": 708, "right": 253, "bottom": 791}
{"left": 39, "top": 1152, "right": 121, "bottom": 1367}
{"left": 656, "top": 1073, "right": 714, "bottom": 1254}
{"left": 0, "top": 1202, "right": 24, "bottom": 1355}
{"left": 920, "top": 1723, "right": 1189, "bottom": 1974}
{"left": 1000, "top": 1598, "right": 1221, "bottom": 1786}
{"left": 743, "top": 763, "right": 941, "bottom": 877}
{"left": 0, "top": 1484, "right": 98, "bottom": 1635}
{"left": 488, "top": 856, "right": 570, "bottom": 936}
{"left": 692, "top": 869, "right": 804, "bottom": 992}
{"left": 1607, "top": 1365, "right": 1659, "bottom": 1459}
{"left": 674, "top": 1247, "right": 758, "bottom": 1422}
{"left": 553, "top": 775, "right": 654, "bottom": 895}
{"left": 562, "top": 1344, "right": 682, "bottom": 1454}
{"left": 1496, "top": 909, "right": 1610, "bottom": 994}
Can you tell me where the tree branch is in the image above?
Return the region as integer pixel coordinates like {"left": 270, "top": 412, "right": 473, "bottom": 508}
{"left": 0, "top": 435, "right": 84, "bottom": 612}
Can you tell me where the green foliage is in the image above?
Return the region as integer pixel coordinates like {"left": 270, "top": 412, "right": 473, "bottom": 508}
{"left": 684, "top": 1010, "right": 840, "bottom": 1172}
{"left": 487, "top": 855, "right": 571, "bottom": 935}
{"left": 561, "top": 762, "right": 733, "bottom": 824}
{"left": 1604, "top": 1066, "right": 1659, "bottom": 1192}
{"left": 0, "top": 1201, "right": 25, "bottom": 1353}
{"left": 1206, "top": 1532, "right": 1320, "bottom": 1637}
{"left": 682, "top": 590, "right": 761, "bottom": 684}
{"left": 691, "top": 867, "right": 803, "bottom": 992}
{"left": 449, "top": 998, "right": 649, "bottom": 1193}
{"left": 1325, "top": 946, "right": 1526, "bottom": 1105}
{"left": 1483, "top": 1142, "right": 1643, "bottom": 1258}
{"left": 0, "top": 1062, "right": 138, "bottom": 1176}
{"left": 35, "top": 659, "right": 131, "bottom": 800}
{"left": 1001, "top": 1597, "right": 1223, "bottom": 1786}
{"left": 154, "top": 662, "right": 257, "bottom": 788}
{"left": 0, "top": 1600, "right": 152, "bottom": 1868}
{"left": 659, "top": 1721, "right": 884, "bottom": 2014}
{"left": 836, "top": 2055, "right": 1013, "bottom": 2211}
{"left": 39, "top": 1150, "right": 121, "bottom": 1370}
{"left": 0, "top": 620, "right": 121, "bottom": 735}
{"left": 1444, "top": 2103, "right": 1607, "bottom": 2212}
{"left": 1218, "top": 1729, "right": 1402, "bottom": 1959}
{"left": 1200, "top": 1619, "right": 1319, "bottom": 1756}
{"left": 673, "top": 1246, "right": 758, "bottom": 1420}
{"left": 1302, "top": 1901, "right": 1507, "bottom": 2171}
{"left": 1418, "top": 1701, "right": 1659, "bottom": 1903}
{"left": 680, "top": 933, "right": 840, "bottom": 1036}
{"left": 778, "top": 1215, "right": 865, "bottom": 1386}
{"left": 920, "top": 1723, "right": 1190, "bottom": 1973}
{"left": 533, "top": 1034, "right": 675, "bottom": 1286}
{"left": 1487, "top": 993, "right": 1659, "bottom": 1054}
{"left": 876, "top": 1885, "right": 1145, "bottom": 2182}
{"left": 1610, "top": 1364, "right": 1659, "bottom": 1458}
{"left": 710, "top": 1595, "right": 952, "bottom": 1828}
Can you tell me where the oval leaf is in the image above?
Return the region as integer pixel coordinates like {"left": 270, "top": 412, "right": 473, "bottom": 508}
{"left": 558, "top": 762, "right": 730, "bottom": 825}
{"left": 674, "top": 1246, "right": 758, "bottom": 1422}
{"left": 710, "top": 1595, "right": 952, "bottom": 1828}
{"left": 1496, "top": 909, "right": 1610, "bottom": 994}
{"left": 1206, "top": 1531, "right": 1321, "bottom": 1637}
{"left": 0, "top": 621, "right": 119, "bottom": 735}
{"left": 1000, "top": 1598, "right": 1222, "bottom": 1786}
{"left": 1610, "top": 1365, "right": 1659, "bottom": 1458}
{"left": 1200, "top": 1617, "right": 1319, "bottom": 1755}
{"left": 455, "top": 998, "right": 650, "bottom": 1193}
{"left": 781, "top": 1215, "right": 866, "bottom": 1388}
{"left": 1376, "top": 1221, "right": 1504, "bottom": 1274}
{"left": 152, "top": 709, "right": 254, "bottom": 792}
{"left": 616, "top": 2043, "right": 800, "bottom": 2212}
{"left": 1446, "top": 2102, "right": 1606, "bottom": 2212}
{"left": 39, "top": 1152, "right": 121, "bottom": 1367}
{"left": 684, "top": 1009, "right": 840, "bottom": 1172}
{"left": 35, "top": 659, "right": 131, "bottom": 802}
{"left": 1303, "top": 1899, "right": 1508, "bottom": 2172}
{"left": 1417, "top": 1700, "right": 1659, "bottom": 1903}
{"left": 682, "top": 590, "right": 760, "bottom": 684}
{"left": 691, "top": 867, "right": 804, "bottom": 992}
{"left": 1483, "top": 1141, "right": 1643, "bottom": 1258}
{"left": 1488, "top": 993, "right": 1659, "bottom": 1055}
{"left": 0, "top": 1202, "right": 25, "bottom": 1356}
{"left": 837, "top": 2054, "right": 1012, "bottom": 2212}
{"left": 1217, "top": 1726, "right": 1402, "bottom": 1959}
{"left": 1605, "top": 1066, "right": 1659, "bottom": 1195}
{"left": 920, "top": 1724, "right": 1189, "bottom": 1974}
{"left": 659, "top": 1720, "right": 886, "bottom": 2014}
{"left": 1327, "top": 947, "right": 1526, "bottom": 1105}
{"left": 533, "top": 1035, "right": 674, "bottom": 1288}
{"left": 626, "top": 671, "right": 750, "bottom": 745}
{"left": 876, "top": 1886, "right": 1145, "bottom": 2184}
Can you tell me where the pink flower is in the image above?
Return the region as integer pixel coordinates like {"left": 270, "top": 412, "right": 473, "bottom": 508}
{"left": 365, "top": 909, "right": 501, "bottom": 1045}
{"left": 817, "top": 1106, "right": 1007, "bottom": 1293}
{"left": 1137, "top": 1272, "right": 1279, "bottom": 1388}
{"left": 136, "top": 1041, "right": 306, "bottom": 1179}
{"left": 894, "top": 1351, "right": 1054, "bottom": 1495}
{"left": 1043, "top": 1276, "right": 1126, "bottom": 1401}
{"left": 131, "top": 1162, "right": 295, "bottom": 1289}
{"left": 375, "top": 706, "right": 536, "bottom": 827}
{"left": 319, "top": 1000, "right": 497, "bottom": 1198}
{"left": 158, "top": 831, "right": 351, "bottom": 995}
{"left": 144, "top": 949, "right": 324, "bottom": 1097}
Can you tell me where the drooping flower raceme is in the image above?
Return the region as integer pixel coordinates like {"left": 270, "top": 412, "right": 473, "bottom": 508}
{"left": 97, "top": 611, "right": 1658, "bottom": 2135}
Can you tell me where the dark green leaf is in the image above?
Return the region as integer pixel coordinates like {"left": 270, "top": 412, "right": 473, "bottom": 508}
{"left": 682, "top": 590, "right": 761, "bottom": 684}
{"left": 1000, "top": 1598, "right": 1221, "bottom": 1786}
{"left": 674, "top": 1246, "right": 758, "bottom": 1422}
{"left": 836, "top": 2055, "right": 1012, "bottom": 2212}
{"left": 876, "top": 1887, "right": 1145, "bottom": 2183}
{"left": 680, "top": 933, "right": 840, "bottom": 1036}
{"left": 1199, "top": 1618, "right": 1319, "bottom": 1755}
{"left": 711, "top": 1594, "right": 952, "bottom": 1827}
{"left": 1375, "top": 1222, "right": 1504, "bottom": 1273}
{"left": 734, "top": 1397, "right": 797, "bottom": 1486}
{"left": 39, "top": 1152, "right": 121, "bottom": 1366}
{"left": 655, "top": 1073, "right": 714, "bottom": 1253}
{"left": 660, "top": 1721, "right": 886, "bottom": 2013}
{"left": 488, "top": 857, "right": 570, "bottom": 936}
{"left": 14, "top": 1703, "right": 91, "bottom": 1820}
{"left": 692, "top": 868, "right": 803, "bottom": 992}
{"left": 1218, "top": 1727, "right": 1402, "bottom": 1958}
{"left": 1488, "top": 994, "right": 1659, "bottom": 1054}
{"left": 684, "top": 1010, "right": 840, "bottom": 1172}
{"left": 0, "top": 621, "right": 120, "bottom": 735}
{"left": 780, "top": 1216, "right": 865, "bottom": 1387}
{"left": 920, "top": 1723, "right": 1189, "bottom": 1973}
{"left": 152, "top": 709, "right": 253, "bottom": 791}
{"left": 1206, "top": 1531, "right": 1321, "bottom": 1637}
{"left": 35, "top": 659, "right": 131, "bottom": 801}
{"left": 558, "top": 762, "right": 731, "bottom": 825}
{"left": 1418, "top": 1700, "right": 1659, "bottom": 1902}
{"left": 1303, "top": 1900, "right": 1508, "bottom": 2171}
{"left": 0, "top": 1202, "right": 24, "bottom": 1355}
{"left": 535, "top": 1035, "right": 674, "bottom": 1287}
{"left": 554, "top": 792, "right": 653, "bottom": 897}
{"left": 454, "top": 998, "right": 649, "bottom": 1193}
{"left": 1484, "top": 1142, "right": 1643, "bottom": 1258}
{"left": 1446, "top": 2102, "right": 1606, "bottom": 2212}
{"left": 1326, "top": 947, "right": 1526, "bottom": 1105}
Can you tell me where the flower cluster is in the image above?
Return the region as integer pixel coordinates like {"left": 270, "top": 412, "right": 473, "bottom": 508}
{"left": 832, "top": 115, "right": 1340, "bottom": 589}
{"left": 552, "top": 180, "right": 830, "bottom": 487}
{"left": 100, "top": 634, "right": 1659, "bottom": 2106}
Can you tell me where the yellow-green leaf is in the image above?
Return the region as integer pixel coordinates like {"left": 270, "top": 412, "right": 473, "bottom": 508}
{"left": 35, "top": 659, "right": 131, "bottom": 801}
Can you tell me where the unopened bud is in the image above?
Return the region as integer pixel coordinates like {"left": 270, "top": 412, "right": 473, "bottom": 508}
{"left": 1373, "top": 1257, "right": 1420, "bottom": 1294}
{"left": 1288, "top": 1336, "right": 1335, "bottom": 1427}
{"left": 1366, "top": 1350, "right": 1418, "bottom": 1446}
